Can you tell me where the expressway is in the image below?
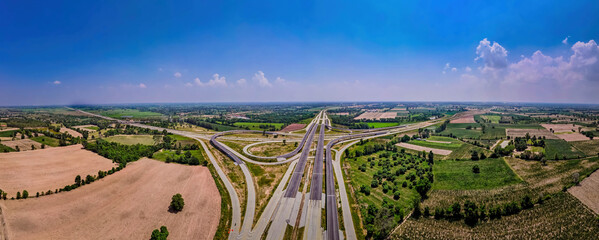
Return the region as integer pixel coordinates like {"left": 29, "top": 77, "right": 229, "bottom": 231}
{"left": 74, "top": 107, "right": 443, "bottom": 240}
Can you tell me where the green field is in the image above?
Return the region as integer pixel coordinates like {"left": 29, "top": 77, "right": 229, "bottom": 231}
{"left": 31, "top": 136, "right": 60, "bottom": 147}
{"left": 433, "top": 158, "right": 522, "bottom": 190}
{"left": 170, "top": 134, "right": 198, "bottom": 146}
{"left": 366, "top": 122, "right": 399, "bottom": 128}
{"left": 104, "top": 135, "right": 158, "bottom": 145}
{"left": 233, "top": 122, "right": 285, "bottom": 130}
{"left": 84, "top": 126, "right": 99, "bottom": 130}
{"left": 480, "top": 115, "right": 501, "bottom": 123}
{"left": 545, "top": 139, "right": 585, "bottom": 160}
{"left": 93, "top": 109, "right": 163, "bottom": 119}
{"left": 439, "top": 128, "right": 482, "bottom": 139}
{"left": 0, "top": 143, "right": 15, "bottom": 152}
{"left": 408, "top": 139, "right": 463, "bottom": 150}
{"left": 0, "top": 130, "right": 17, "bottom": 138}
{"left": 152, "top": 149, "right": 206, "bottom": 163}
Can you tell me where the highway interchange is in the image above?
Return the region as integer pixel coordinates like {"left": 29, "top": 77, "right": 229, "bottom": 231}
{"left": 75, "top": 108, "right": 441, "bottom": 240}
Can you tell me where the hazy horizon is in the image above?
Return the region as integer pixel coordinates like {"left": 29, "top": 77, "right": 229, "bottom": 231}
{"left": 2, "top": 1, "right": 599, "bottom": 105}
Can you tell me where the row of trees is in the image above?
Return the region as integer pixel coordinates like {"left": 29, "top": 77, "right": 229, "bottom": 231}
{"left": 418, "top": 194, "right": 540, "bottom": 226}
{"left": 84, "top": 139, "right": 160, "bottom": 164}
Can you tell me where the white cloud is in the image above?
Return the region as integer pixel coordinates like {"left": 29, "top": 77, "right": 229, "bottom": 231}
{"left": 562, "top": 36, "right": 569, "bottom": 45}
{"left": 451, "top": 67, "right": 457, "bottom": 72}
{"left": 194, "top": 74, "right": 228, "bottom": 87}
{"left": 275, "top": 77, "right": 286, "bottom": 84}
{"left": 236, "top": 78, "right": 247, "bottom": 86}
{"left": 139, "top": 83, "right": 147, "bottom": 88}
{"left": 465, "top": 66, "right": 472, "bottom": 72}
{"left": 174, "top": 72, "right": 182, "bottom": 78}
{"left": 53, "top": 80, "right": 61, "bottom": 85}
{"left": 442, "top": 63, "right": 450, "bottom": 74}
{"left": 253, "top": 71, "right": 272, "bottom": 87}
{"left": 475, "top": 38, "right": 509, "bottom": 72}
{"left": 184, "top": 82, "right": 193, "bottom": 87}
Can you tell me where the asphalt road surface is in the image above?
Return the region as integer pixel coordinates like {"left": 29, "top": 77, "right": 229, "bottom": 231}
{"left": 309, "top": 121, "right": 325, "bottom": 200}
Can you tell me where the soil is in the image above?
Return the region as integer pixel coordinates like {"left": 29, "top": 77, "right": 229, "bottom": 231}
{"left": 0, "top": 158, "right": 220, "bottom": 240}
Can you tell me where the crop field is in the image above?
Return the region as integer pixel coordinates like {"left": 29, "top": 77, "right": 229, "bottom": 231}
{"left": 506, "top": 128, "right": 558, "bottom": 139}
{"left": 433, "top": 158, "right": 522, "bottom": 190}
{"left": 392, "top": 192, "right": 599, "bottom": 239}
{"left": 366, "top": 122, "right": 400, "bottom": 128}
{"left": 0, "top": 130, "right": 17, "bottom": 137}
{"left": 345, "top": 139, "right": 432, "bottom": 237}
{"left": 544, "top": 139, "right": 585, "bottom": 159}
{"left": 0, "top": 144, "right": 116, "bottom": 196}
{"left": 396, "top": 142, "right": 453, "bottom": 155}
{"left": 408, "top": 139, "right": 463, "bottom": 150}
{"left": 92, "top": 109, "right": 163, "bottom": 119}
{"left": 233, "top": 122, "right": 285, "bottom": 130}
{"left": 480, "top": 115, "right": 501, "bottom": 123}
{"left": 439, "top": 128, "right": 482, "bottom": 139}
{"left": 72, "top": 124, "right": 99, "bottom": 131}
{"left": 0, "top": 143, "right": 15, "bottom": 152}
{"left": 1, "top": 139, "right": 44, "bottom": 151}
{"left": 0, "top": 158, "right": 220, "bottom": 240}
{"left": 568, "top": 170, "right": 599, "bottom": 214}
{"left": 170, "top": 134, "right": 198, "bottom": 146}
{"left": 30, "top": 136, "right": 60, "bottom": 147}
{"left": 280, "top": 123, "right": 306, "bottom": 132}
{"left": 570, "top": 140, "right": 599, "bottom": 156}
{"left": 104, "top": 135, "right": 158, "bottom": 145}
{"left": 445, "top": 144, "right": 492, "bottom": 160}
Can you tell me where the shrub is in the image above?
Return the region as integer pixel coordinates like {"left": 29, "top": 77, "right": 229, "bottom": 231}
{"left": 150, "top": 226, "right": 169, "bottom": 240}
{"left": 170, "top": 193, "right": 185, "bottom": 212}
{"left": 22, "top": 190, "right": 29, "bottom": 199}
{"left": 472, "top": 165, "right": 480, "bottom": 173}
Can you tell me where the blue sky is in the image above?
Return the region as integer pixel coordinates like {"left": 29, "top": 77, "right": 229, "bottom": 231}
{"left": 1, "top": 0, "right": 599, "bottom": 105}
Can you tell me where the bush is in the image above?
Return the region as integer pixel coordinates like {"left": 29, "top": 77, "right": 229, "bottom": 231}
{"left": 150, "top": 226, "right": 169, "bottom": 240}
{"left": 472, "top": 165, "right": 480, "bottom": 173}
{"left": 170, "top": 193, "right": 185, "bottom": 212}
{"left": 22, "top": 190, "right": 29, "bottom": 199}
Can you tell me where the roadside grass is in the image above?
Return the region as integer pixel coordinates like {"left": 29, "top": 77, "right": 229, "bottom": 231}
{"left": 233, "top": 122, "right": 285, "bottom": 130}
{"left": 30, "top": 136, "right": 60, "bottom": 147}
{"left": 92, "top": 109, "right": 163, "bottom": 119}
{"left": 544, "top": 139, "right": 585, "bottom": 159}
{"left": 248, "top": 142, "right": 297, "bottom": 157}
{"left": 170, "top": 134, "right": 197, "bottom": 146}
{"left": 104, "top": 135, "right": 158, "bottom": 145}
{"left": 366, "top": 122, "right": 399, "bottom": 128}
{"left": 246, "top": 162, "right": 290, "bottom": 227}
{"left": 408, "top": 140, "right": 462, "bottom": 150}
{"left": 393, "top": 192, "right": 599, "bottom": 239}
{"left": 208, "top": 144, "right": 248, "bottom": 227}
{"left": 569, "top": 139, "right": 599, "bottom": 156}
{"left": 207, "top": 158, "right": 232, "bottom": 240}
{"left": 433, "top": 158, "right": 522, "bottom": 190}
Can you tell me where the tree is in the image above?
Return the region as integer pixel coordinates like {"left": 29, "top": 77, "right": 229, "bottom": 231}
{"left": 471, "top": 151, "right": 479, "bottom": 161}
{"left": 428, "top": 151, "right": 434, "bottom": 164}
{"left": 170, "top": 193, "right": 185, "bottom": 212}
{"left": 463, "top": 200, "right": 478, "bottom": 226}
{"left": 16, "top": 191, "right": 21, "bottom": 199}
{"left": 415, "top": 178, "right": 431, "bottom": 198}
{"left": 150, "top": 225, "right": 169, "bottom": 240}
{"left": 22, "top": 190, "right": 29, "bottom": 199}
{"left": 75, "top": 175, "right": 82, "bottom": 186}
{"left": 472, "top": 165, "right": 480, "bottom": 173}
{"left": 412, "top": 200, "right": 421, "bottom": 219}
